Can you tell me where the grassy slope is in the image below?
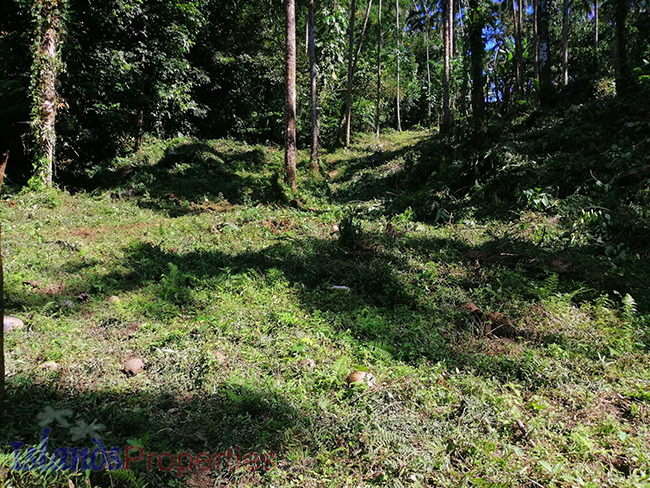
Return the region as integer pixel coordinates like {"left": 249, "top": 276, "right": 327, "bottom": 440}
{"left": 1, "top": 104, "right": 649, "bottom": 488}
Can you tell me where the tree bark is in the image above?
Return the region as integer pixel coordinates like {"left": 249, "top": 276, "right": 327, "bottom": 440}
{"left": 441, "top": 0, "right": 452, "bottom": 133}
{"left": 32, "top": 1, "right": 62, "bottom": 188}
{"left": 469, "top": 0, "right": 485, "bottom": 142}
{"left": 614, "top": 0, "right": 633, "bottom": 98}
{"left": 538, "top": 0, "right": 552, "bottom": 105}
{"left": 284, "top": 0, "right": 297, "bottom": 189}
{"left": 395, "top": 0, "right": 402, "bottom": 132}
{"left": 561, "top": 0, "right": 570, "bottom": 87}
{"left": 308, "top": 0, "right": 320, "bottom": 169}
{"left": 375, "top": 0, "right": 382, "bottom": 137}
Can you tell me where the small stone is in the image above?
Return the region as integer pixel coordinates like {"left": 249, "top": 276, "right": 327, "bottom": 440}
{"left": 212, "top": 350, "right": 227, "bottom": 363}
{"left": 299, "top": 358, "right": 316, "bottom": 371}
{"left": 41, "top": 361, "right": 61, "bottom": 371}
{"left": 346, "top": 370, "right": 376, "bottom": 388}
{"left": 77, "top": 292, "right": 90, "bottom": 302}
{"left": 107, "top": 295, "right": 120, "bottom": 304}
{"left": 3, "top": 316, "right": 24, "bottom": 332}
{"left": 60, "top": 300, "right": 75, "bottom": 309}
{"left": 124, "top": 358, "right": 144, "bottom": 376}
{"left": 331, "top": 224, "right": 340, "bottom": 233}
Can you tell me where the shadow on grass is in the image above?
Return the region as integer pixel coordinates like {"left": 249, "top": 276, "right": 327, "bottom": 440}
{"left": 2, "top": 382, "right": 311, "bottom": 487}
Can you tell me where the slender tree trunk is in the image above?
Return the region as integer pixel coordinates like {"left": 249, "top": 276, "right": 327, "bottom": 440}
{"left": 538, "top": 0, "right": 552, "bottom": 105}
{"left": 375, "top": 0, "right": 382, "bottom": 137}
{"left": 441, "top": 0, "right": 452, "bottom": 133}
{"left": 308, "top": 0, "right": 320, "bottom": 169}
{"left": 533, "top": 0, "right": 539, "bottom": 80}
{"left": 31, "top": 0, "right": 63, "bottom": 188}
{"left": 343, "top": 0, "right": 357, "bottom": 146}
{"left": 469, "top": 0, "right": 485, "bottom": 142}
{"left": 614, "top": 0, "right": 633, "bottom": 98}
{"left": 561, "top": 0, "right": 570, "bottom": 87}
{"left": 284, "top": 0, "right": 297, "bottom": 189}
{"left": 395, "top": 0, "right": 402, "bottom": 132}
{"left": 344, "top": 0, "right": 373, "bottom": 146}
{"left": 594, "top": 0, "right": 599, "bottom": 49}
{"left": 425, "top": 5, "right": 432, "bottom": 122}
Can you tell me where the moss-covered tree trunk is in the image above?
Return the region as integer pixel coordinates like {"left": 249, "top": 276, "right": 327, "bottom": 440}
{"left": 30, "top": 0, "right": 64, "bottom": 189}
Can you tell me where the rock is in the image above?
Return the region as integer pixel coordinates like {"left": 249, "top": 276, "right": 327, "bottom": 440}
{"left": 107, "top": 295, "right": 120, "bottom": 304}
{"left": 3, "top": 316, "right": 24, "bottom": 332}
{"left": 346, "top": 370, "right": 376, "bottom": 388}
{"left": 77, "top": 292, "right": 90, "bottom": 302}
{"left": 60, "top": 300, "right": 76, "bottom": 309}
{"left": 124, "top": 358, "right": 144, "bottom": 376}
{"left": 331, "top": 224, "right": 340, "bottom": 233}
{"left": 41, "top": 361, "right": 61, "bottom": 371}
{"left": 211, "top": 350, "right": 227, "bottom": 363}
{"left": 299, "top": 358, "right": 316, "bottom": 371}
{"left": 125, "top": 322, "right": 140, "bottom": 337}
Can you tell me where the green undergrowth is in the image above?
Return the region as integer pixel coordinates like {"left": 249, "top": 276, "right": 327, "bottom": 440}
{"left": 0, "top": 121, "right": 649, "bottom": 487}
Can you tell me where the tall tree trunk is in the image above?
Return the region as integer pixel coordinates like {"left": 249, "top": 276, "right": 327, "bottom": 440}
{"left": 343, "top": 0, "right": 357, "bottom": 146}
{"left": 344, "top": 0, "right": 373, "bottom": 146}
{"left": 561, "top": 0, "right": 570, "bottom": 87}
{"left": 425, "top": 5, "right": 432, "bottom": 122}
{"left": 538, "top": 0, "right": 552, "bottom": 105}
{"left": 31, "top": 0, "right": 63, "bottom": 188}
{"left": 594, "top": 0, "right": 599, "bottom": 49}
{"left": 395, "top": 0, "right": 402, "bottom": 132}
{"left": 284, "top": 0, "right": 297, "bottom": 189}
{"left": 308, "top": 0, "right": 320, "bottom": 169}
{"left": 375, "top": 0, "right": 382, "bottom": 137}
{"left": 441, "top": 0, "right": 452, "bottom": 133}
{"left": 469, "top": 0, "right": 485, "bottom": 142}
{"left": 533, "top": 0, "right": 540, "bottom": 80}
{"left": 614, "top": 0, "right": 633, "bottom": 98}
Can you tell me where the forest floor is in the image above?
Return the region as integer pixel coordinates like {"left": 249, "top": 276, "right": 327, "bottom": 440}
{"left": 1, "top": 110, "right": 650, "bottom": 487}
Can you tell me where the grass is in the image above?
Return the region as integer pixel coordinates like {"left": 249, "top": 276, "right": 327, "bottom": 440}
{"left": 1, "top": 117, "right": 649, "bottom": 487}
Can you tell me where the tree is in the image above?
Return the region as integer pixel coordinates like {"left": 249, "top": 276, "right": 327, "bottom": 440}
{"left": 395, "top": 0, "right": 402, "bottom": 132}
{"left": 614, "top": 0, "right": 633, "bottom": 98}
{"left": 308, "top": 0, "right": 320, "bottom": 169}
{"left": 561, "top": 0, "right": 570, "bottom": 87}
{"left": 285, "top": 0, "right": 297, "bottom": 189}
{"left": 538, "top": 0, "right": 553, "bottom": 105}
{"left": 375, "top": 0, "right": 383, "bottom": 137}
{"left": 468, "top": 0, "right": 486, "bottom": 140}
{"left": 29, "top": 0, "right": 65, "bottom": 189}
{"left": 343, "top": 0, "right": 373, "bottom": 146}
{"left": 441, "top": 0, "right": 453, "bottom": 132}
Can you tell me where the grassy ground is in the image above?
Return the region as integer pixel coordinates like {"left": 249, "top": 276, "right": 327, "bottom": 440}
{"left": 1, "top": 123, "right": 649, "bottom": 487}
